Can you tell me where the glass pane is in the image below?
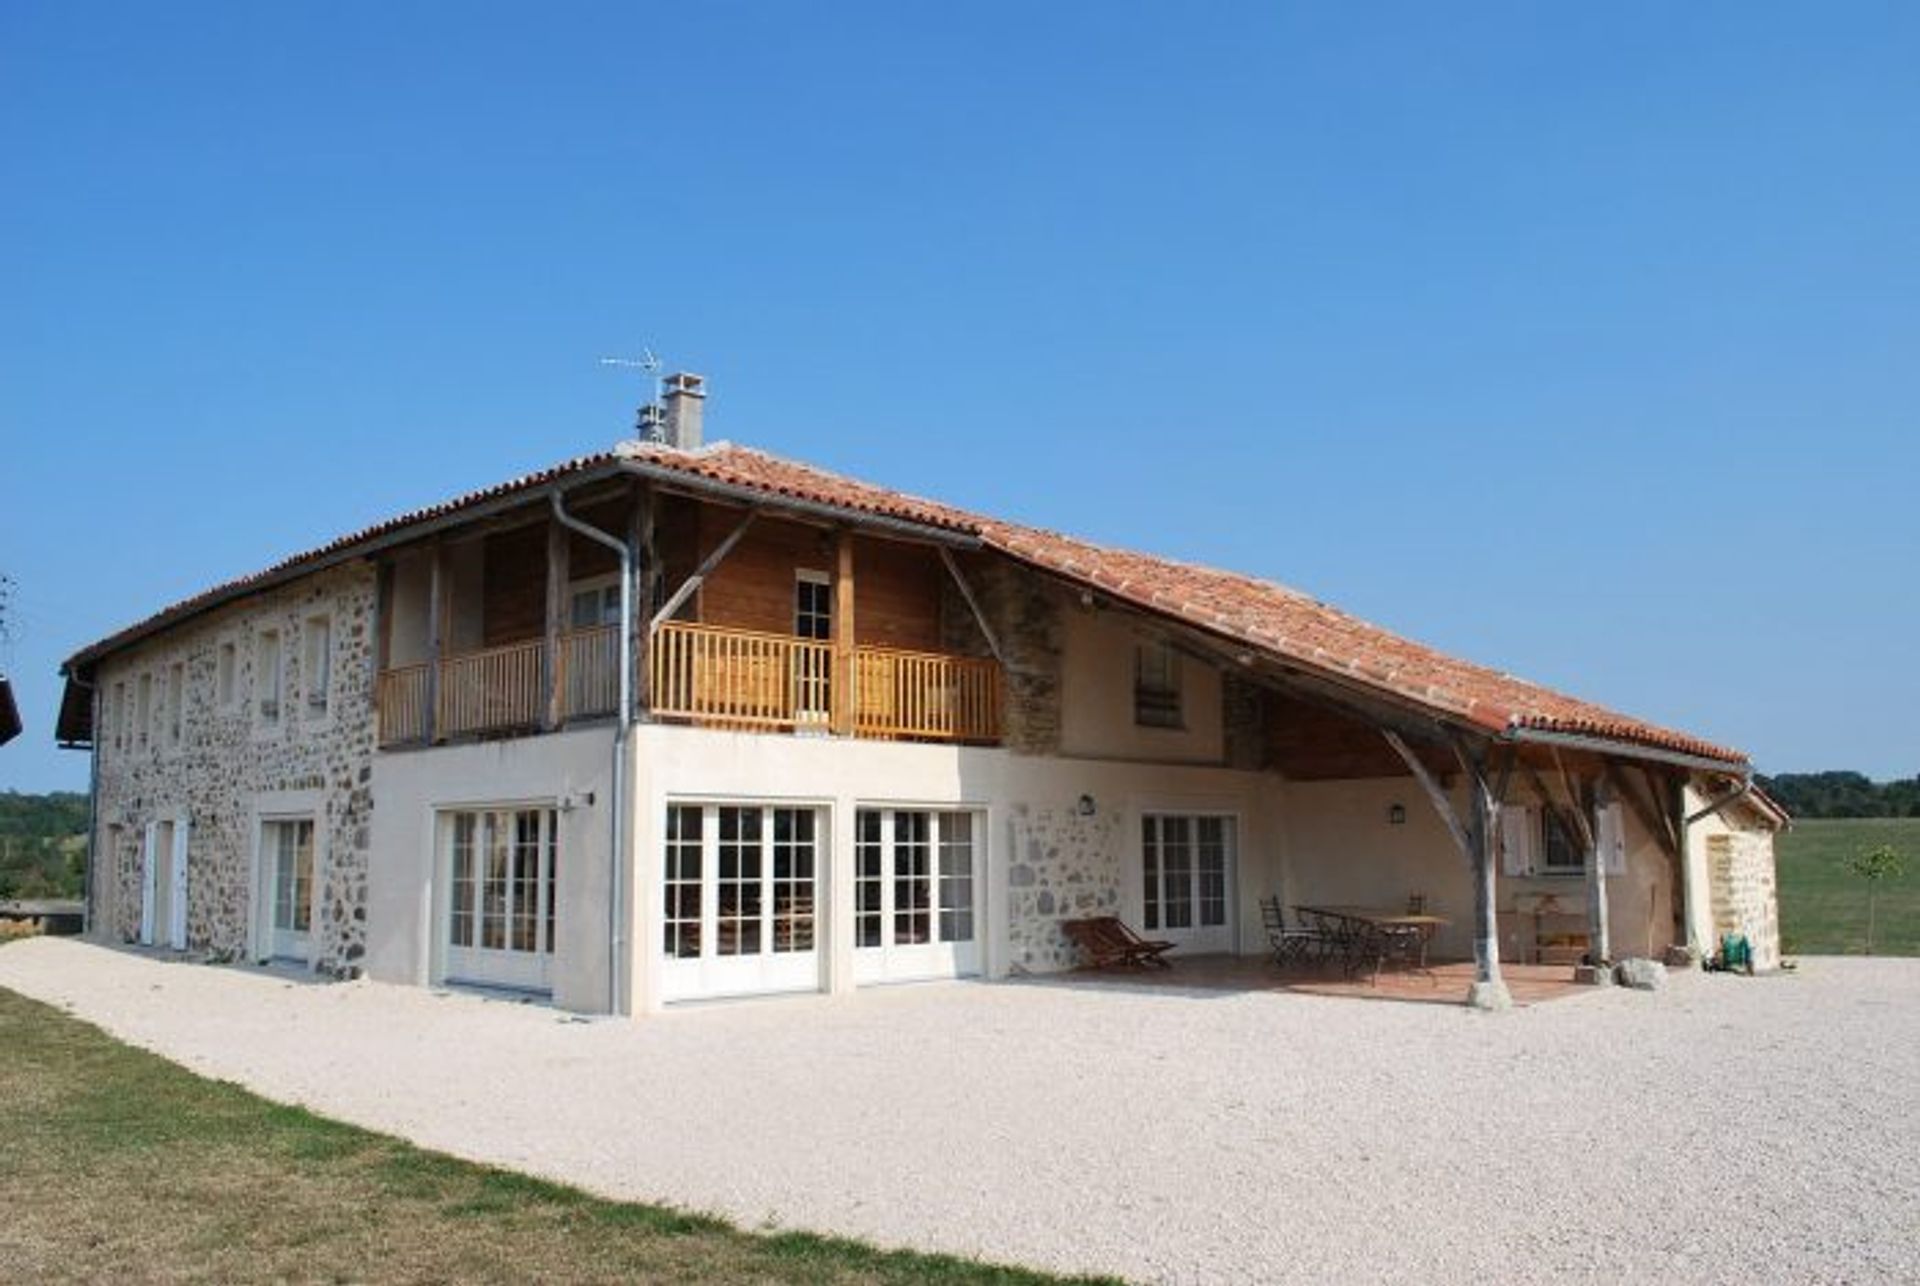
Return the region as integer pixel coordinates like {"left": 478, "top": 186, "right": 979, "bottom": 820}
{"left": 855, "top": 809, "right": 882, "bottom": 948}
{"left": 771, "top": 807, "right": 815, "bottom": 954}
{"left": 893, "top": 811, "right": 931, "bottom": 946}
{"left": 664, "top": 804, "right": 703, "bottom": 959}
{"left": 938, "top": 812, "right": 975, "bottom": 943}
{"left": 509, "top": 810, "right": 540, "bottom": 953}
{"left": 717, "top": 807, "right": 762, "bottom": 956}
{"left": 1141, "top": 817, "right": 1161, "bottom": 931}
{"left": 1161, "top": 816, "right": 1193, "bottom": 930}
{"left": 293, "top": 821, "right": 314, "bottom": 933}
{"left": 1197, "top": 817, "right": 1228, "bottom": 928}
{"left": 449, "top": 813, "right": 475, "bottom": 948}
{"left": 543, "top": 810, "right": 558, "bottom": 955}
{"left": 480, "top": 814, "right": 509, "bottom": 950}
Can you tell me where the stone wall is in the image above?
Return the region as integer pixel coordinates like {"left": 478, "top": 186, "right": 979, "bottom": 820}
{"left": 89, "top": 563, "right": 378, "bottom": 975}
{"left": 1005, "top": 800, "right": 1124, "bottom": 971}
{"left": 966, "top": 559, "right": 1063, "bottom": 757}
{"left": 1706, "top": 829, "right": 1780, "bottom": 971}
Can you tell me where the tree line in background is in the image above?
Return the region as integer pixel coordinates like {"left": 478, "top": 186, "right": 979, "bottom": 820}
{"left": 0, "top": 791, "right": 88, "bottom": 900}
{"left": 1756, "top": 772, "right": 1920, "bottom": 819}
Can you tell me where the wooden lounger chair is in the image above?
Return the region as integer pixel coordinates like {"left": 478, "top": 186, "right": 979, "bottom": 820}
{"left": 1063, "top": 916, "right": 1176, "bottom": 970}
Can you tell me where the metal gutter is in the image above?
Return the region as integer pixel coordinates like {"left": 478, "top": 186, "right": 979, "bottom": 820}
{"left": 1500, "top": 726, "right": 1748, "bottom": 776}
{"left": 550, "top": 489, "right": 633, "bottom": 1018}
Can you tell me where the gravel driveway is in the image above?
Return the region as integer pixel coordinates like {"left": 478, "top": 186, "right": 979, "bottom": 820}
{"left": 3, "top": 938, "right": 1916, "bottom": 1284}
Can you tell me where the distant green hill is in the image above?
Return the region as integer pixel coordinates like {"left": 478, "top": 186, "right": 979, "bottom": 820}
{"left": 0, "top": 791, "right": 88, "bottom": 900}
{"left": 1756, "top": 771, "right": 1919, "bottom": 819}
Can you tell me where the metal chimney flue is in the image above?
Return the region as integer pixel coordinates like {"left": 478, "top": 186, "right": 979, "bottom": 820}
{"left": 661, "top": 372, "right": 706, "bottom": 449}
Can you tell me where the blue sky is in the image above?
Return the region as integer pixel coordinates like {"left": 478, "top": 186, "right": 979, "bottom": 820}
{"left": 3, "top": 2, "right": 1915, "bottom": 792}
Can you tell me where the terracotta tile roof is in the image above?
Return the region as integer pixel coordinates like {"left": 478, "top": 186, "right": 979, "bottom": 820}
{"left": 64, "top": 436, "right": 1748, "bottom": 766}
{"left": 624, "top": 443, "right": 1747, "bottom": 765}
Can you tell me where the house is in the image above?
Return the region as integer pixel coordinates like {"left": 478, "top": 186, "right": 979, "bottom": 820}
{"left": 54, "top": 375, "right": 1786, "bottom": 1012}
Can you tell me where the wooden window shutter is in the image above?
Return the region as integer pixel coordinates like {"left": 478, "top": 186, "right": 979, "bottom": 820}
{"left": 1599, "top": 802, "right": 1627, "bottom": 876}
{"left": 1499, "top": 804, "right": 1535, "bottom": 876}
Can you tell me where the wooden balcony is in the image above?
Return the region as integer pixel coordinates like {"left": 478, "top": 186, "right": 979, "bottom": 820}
{"left": 376, "top": 626, "right": 620, "bottom": 747}
{"left": 651, "top": 621, "right": 1000, "bottom": 743}
{"left": 378, "top": 621, "right": 1001, "bottom": 748}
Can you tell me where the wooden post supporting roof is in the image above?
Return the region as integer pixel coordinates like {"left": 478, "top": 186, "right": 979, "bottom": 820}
{"left": 1553, "top": 747, "right": 1610, "bottom": 971}
{"left": 543, "top": 515, "right": 568, "bottom": 731}
{"left": 424, "top": 541, "right": 445, "bottom": 744}
{"left": 1381, "top": 728, "right": 1511, "bottom": 1010}
{"left": 630, "top": 482, "right": 654, "bottom": 717}
{"left": 832, "top": 530, "right": 856, "bottom": 737}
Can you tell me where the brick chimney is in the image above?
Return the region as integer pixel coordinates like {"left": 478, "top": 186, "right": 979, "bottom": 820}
{"left": 660, "top": 372, "right": 706, "bottom": 449}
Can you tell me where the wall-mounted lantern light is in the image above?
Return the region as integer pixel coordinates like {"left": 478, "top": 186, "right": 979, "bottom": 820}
{"left": 1388, "top": 803, "right": 1407, "bottom": 826}
{"left": 1076, "top": 794, "right": 1097, "bottom": 817}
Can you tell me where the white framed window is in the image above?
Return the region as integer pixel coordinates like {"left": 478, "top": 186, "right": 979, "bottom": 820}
{"left": 1498, "top": 803, "right": 1627, "bottom": 878}
{"left": 658, "top": 801, "right": 823, "bottom": 1001}
{"left": 569, "top": 574, "right": 621, "bottom": 629}
{"left": 443, "top": 807, "right": 559, "bottom": 992}
{"left": 794, "top": 570, "right": 832, "bottom": 640}
{"left": 166, "top": 662, "right": 185, "bottom": 748}
{"left": 216, "top": 640, "right": 239, "bottom": 711}
{"left": 1141, "top": 813, "right": 1235, "bottom": 950}
{"left": 256, "top": 629, "right": 284, "bottom": 726}
{"left": 302, "top": 614, "right": 332, "bottom": 719}
{"left": 1134, "top": 641, "right": 1182, "bottom": 728}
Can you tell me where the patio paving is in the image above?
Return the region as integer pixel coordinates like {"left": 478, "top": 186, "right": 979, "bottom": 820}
{"left": 1039, "top": 952, "right": 1584, "bottom": 1006}
{"left": 3, "top": 937, "right": 1916, "bottom": 1285}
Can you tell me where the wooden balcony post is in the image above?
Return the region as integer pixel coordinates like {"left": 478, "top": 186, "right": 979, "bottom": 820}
{"left": 630, "top": 481, "right": 654, "bottom": 720}
{"left": 543, "top": 515, "right": 568, "bottom": 730}
{"left": 424, "top": 541, "right": 445, "bottom": 744}
{"left": 832, "top": 529, "right": 855, "bottom": 736}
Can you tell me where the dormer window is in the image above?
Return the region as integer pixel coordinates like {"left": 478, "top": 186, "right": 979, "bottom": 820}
{"left": 1134, "top": 641, "right": 1182, "bottom": 728}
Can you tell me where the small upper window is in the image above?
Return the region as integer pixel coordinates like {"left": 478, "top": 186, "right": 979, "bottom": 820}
{"left": 111, "top": 682, "right": 128, "bottom": 753}
{"left": 1541, "top": 810, "right": 1583, "bottom": 873}
{"left": 216, "top": 641, "right": 238, "bottom": 710}
{"left": 794, "top": 571, "right": 832, "bottom": 640}
{"left": 569, "top": 576, "right": 621, "bottom": 630}
{"left": 257, "top": 629, "right": 284, "bottom": 725}
{"left": 1134, "top": 641, "right": 1182, "bottom": 728}
{"left": 303, "top": 615, "right": 332, "bottom": 718}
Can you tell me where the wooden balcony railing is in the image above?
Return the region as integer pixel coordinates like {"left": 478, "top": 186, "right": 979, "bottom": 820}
{"left": 437, "top": 638, "right": 545, "bottom": 738}
{"left": 651, "top": 621, "right": 833, "bottom": 732}
{"left": 378, "top": 622, "right": 1001, "bottom": 747}
{"left": 855, "top": 645, "right": 1002, "bottom": 743}
{"left": 559, "top": 624, "right": 620, "bottom": 720}
{"left": 652, "top": 621, "right": 1001, "bottom": 743}
{"left": 376, "top": 664, "right": 430, "bottom": 745}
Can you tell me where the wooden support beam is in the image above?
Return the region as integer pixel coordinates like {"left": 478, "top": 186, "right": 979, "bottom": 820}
{"left": 1607, "top": 760, "right": 1676, "bottom": 859}
{"left": 1554, "top": 747, "right": 1610, "bottom": 966}
{"left": 630, "top": 482, "right": 655, "bottom": 717}
{"left": 832, "top": 530, "right": 856, "bottom": 737}
{"left": 1381, "top": 729, "right": 1471, "bottom": 858}
{"left": 651, "top": 507, "right": 757, "bottom": 631}
{"left": 543, "top": 515, "right": 568, "bottom": 730}
{"left": 1388, "top": 727, "right": 1508, "bottom": 1006}
{"left": 424, "top": 541, "right": 446, "bottom": 744}
{"left": 937, "top": 547, "right": 1007, "bottom": 667}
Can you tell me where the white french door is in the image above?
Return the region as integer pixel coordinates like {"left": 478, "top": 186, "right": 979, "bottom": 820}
{"left": 660, "top": 803, "right": 823, "bottom": 1001}
{"left": 140, "top": 818, "right": 189, "bottom": 950}
{"left": 263, "top": 818, "right": 315, "bottom": 963}
{"left": 443, "top": 807, "right": 559, "bottom": 993}
{"left": 854, "top": 808, "right": 980, "bottom": 984}
{"left": 1141, "top": 813, "right": 1236, "bottom": 953}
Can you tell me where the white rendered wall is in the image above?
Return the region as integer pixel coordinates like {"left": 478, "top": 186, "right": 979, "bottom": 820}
{"left": 1056, "top": 607, "right": 1225, "bottom": 764}
{"left": 366, "top": 727, "right": 617, "bottom": 1012}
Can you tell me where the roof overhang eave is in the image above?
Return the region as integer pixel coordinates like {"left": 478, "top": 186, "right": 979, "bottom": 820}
{"left": 1498, "top": 724, "right": 1749, "bottom": 777}
{"left": 615, "top": 459, "right": 983, "bottom": 548}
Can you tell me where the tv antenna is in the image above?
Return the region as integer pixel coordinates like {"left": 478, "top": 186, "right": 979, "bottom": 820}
{"left": 600, "top": 347, "right": 668, "bottom": 442}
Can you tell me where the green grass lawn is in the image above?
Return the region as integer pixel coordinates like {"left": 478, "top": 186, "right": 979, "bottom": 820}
{"left": 1775, "top": 817, "right": 1920, "bottom": 957}
{"left": 0, "top": 986, "right": 1108, "bottom": 1285}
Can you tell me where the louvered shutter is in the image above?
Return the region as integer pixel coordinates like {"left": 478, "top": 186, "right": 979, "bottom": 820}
{"left": 1499, "top": 804, "right": 1535, "bottom": 876}
{"left": 168, "top": 816, "right": 192, "bottom": 949}
{"left": 139, "top": 822, "right": 159, "bottom": 945}
{"left": 1597, "top": 802, "right": 1627, "bottom": 876}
